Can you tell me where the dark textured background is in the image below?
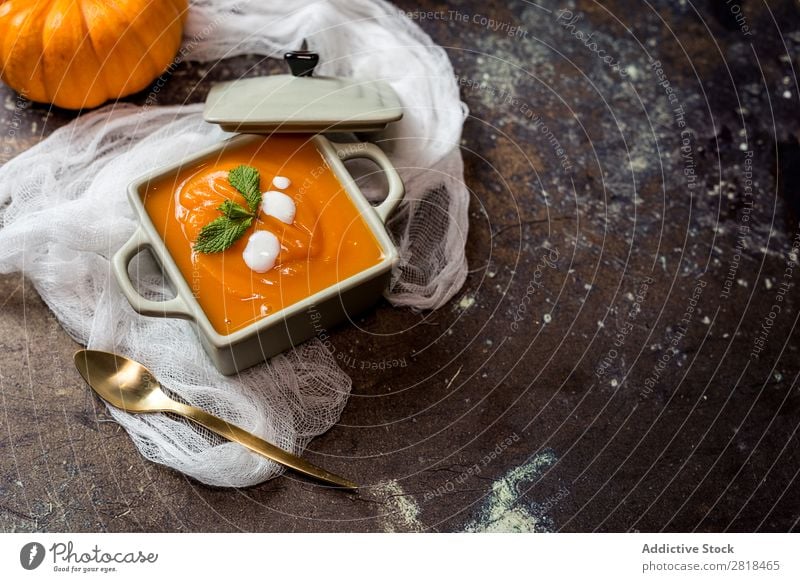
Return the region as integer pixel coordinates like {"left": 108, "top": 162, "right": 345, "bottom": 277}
{"left": 1, "top": 0, "right": 799, "bottom": 532}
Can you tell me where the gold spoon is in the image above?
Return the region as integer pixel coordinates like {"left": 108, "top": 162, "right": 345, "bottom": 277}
{"left": 73, "top": 349, "right": 357, "bottom": 490}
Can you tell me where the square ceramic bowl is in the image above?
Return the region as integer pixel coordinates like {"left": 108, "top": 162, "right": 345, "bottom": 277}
{"left": 113, "top": 133, "right": 403, "bottom": 375}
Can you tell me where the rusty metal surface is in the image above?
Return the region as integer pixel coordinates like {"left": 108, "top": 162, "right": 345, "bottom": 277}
{"left": 1, "top": 0, "right": 799, "bottom": 532}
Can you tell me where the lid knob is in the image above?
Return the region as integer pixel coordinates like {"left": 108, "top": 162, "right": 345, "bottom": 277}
{"left": 284, "top": 50, "right": 319, "bottom": 77}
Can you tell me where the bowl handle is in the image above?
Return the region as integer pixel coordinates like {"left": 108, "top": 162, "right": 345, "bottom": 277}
{"left": 334, "top": 142, "right": 405, "bottom": 223}
{"left": 113, "top": 228, "right": 194, "bottom": 320}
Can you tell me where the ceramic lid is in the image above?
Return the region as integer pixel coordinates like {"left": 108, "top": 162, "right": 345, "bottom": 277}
{"left": 203, "top": 73, "right": 404, "bottom": 134}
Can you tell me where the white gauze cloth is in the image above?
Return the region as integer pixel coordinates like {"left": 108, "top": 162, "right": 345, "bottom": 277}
{"left": 0, "top": 0, "right": 468, "bottom": 487}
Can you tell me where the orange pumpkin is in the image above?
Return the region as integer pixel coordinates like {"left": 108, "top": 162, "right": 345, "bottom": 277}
{"left": 0, "top": 0, "right": 188, "bottom": 109}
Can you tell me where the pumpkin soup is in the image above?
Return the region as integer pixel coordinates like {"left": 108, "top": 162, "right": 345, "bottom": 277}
{"left": 142, "top": 135, "right": 385, "bottom": 335}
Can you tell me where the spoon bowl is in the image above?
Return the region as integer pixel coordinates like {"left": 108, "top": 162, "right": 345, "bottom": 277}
{"left": 74, "top": 349, "right": 357, "bottom": 490}
{"left": 74, "top": 350, "right": 173, "bottom": 413}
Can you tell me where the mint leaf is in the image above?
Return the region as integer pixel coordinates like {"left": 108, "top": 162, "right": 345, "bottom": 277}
{"left": 228, "top": 164, "right": 262, "bottom": 213}
{"left": 218, "top": 199, "right": 252, "bottom": 220}
{"left": 193, "top": 215, "right": 253, "bottom": 254}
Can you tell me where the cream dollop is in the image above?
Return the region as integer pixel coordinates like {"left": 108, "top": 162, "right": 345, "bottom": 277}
{"left": 272, "top": 176, "right": 291, "bottom": 190}
{"left": 242, "top": 230, "right": 280, "bottom": 273}
{"left": 261, "top": 190, "right": 296, "bottom": 224}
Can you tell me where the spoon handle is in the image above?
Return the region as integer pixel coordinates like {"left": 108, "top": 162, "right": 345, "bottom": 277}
{"left": 171, "top": 402, "right": 357, "bottom": 490}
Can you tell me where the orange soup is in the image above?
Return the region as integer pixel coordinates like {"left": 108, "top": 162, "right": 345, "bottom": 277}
{"left": 142, "top": 135, "right": 384, "bottom": 335}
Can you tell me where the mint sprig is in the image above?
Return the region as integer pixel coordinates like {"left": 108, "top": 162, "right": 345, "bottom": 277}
{"left": 193, "top": 165, "right": 262, "bottom": 254}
